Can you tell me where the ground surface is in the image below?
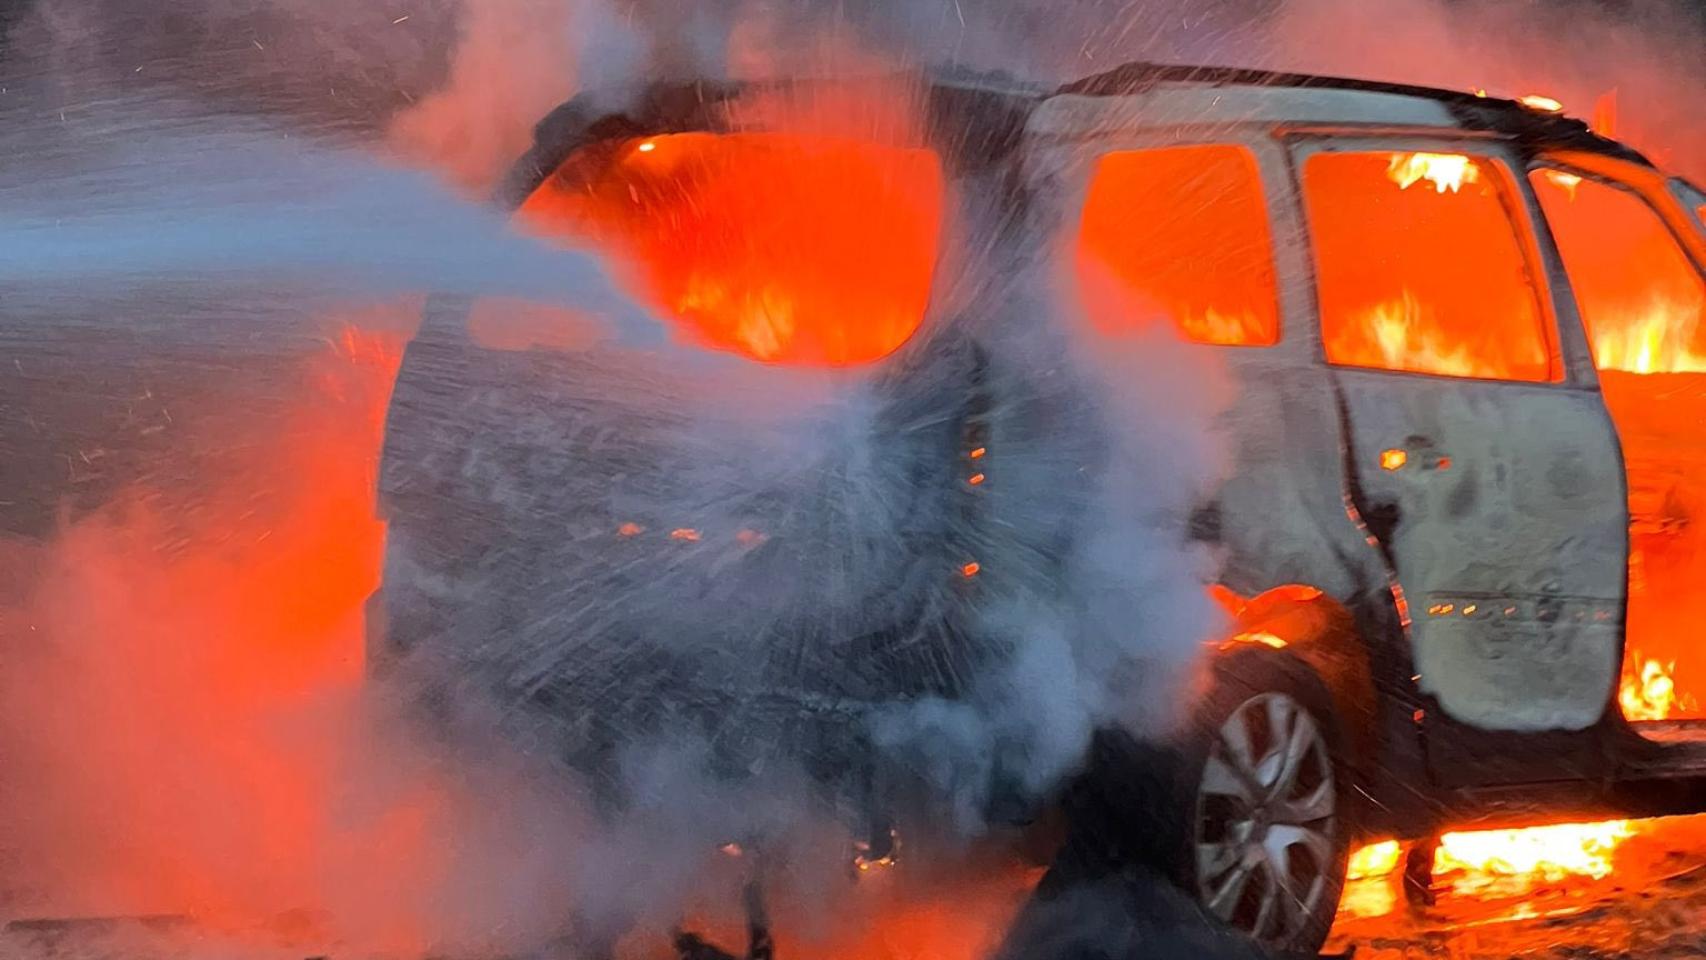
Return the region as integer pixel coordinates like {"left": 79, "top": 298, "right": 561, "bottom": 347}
{"left": 11, "top": 815, "right": 1706, "bottom": 959}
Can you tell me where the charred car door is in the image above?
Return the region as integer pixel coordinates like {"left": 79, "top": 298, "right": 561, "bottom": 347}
{"left": 1290, "top": 136, "right": 1627, "bottom": 786}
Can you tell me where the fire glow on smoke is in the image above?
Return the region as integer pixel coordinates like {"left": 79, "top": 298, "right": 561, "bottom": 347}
{"left": 0, "top": 324, "right": 417, "bottom": 947}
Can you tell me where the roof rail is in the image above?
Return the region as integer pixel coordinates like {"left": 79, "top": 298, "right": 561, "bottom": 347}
{"left": 1057, "top": 61, "right": 1650, "bottom": 166}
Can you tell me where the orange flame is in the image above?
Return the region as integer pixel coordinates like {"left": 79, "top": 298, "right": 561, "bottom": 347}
{"left": 1591, "top": 90, "right": 1619, "bottom": 138}
{"left": 1347, "top": 819, "right": 1638, "bottom": 902}
{"left": 1387, "top": 152, "right": 1481, "bottom": 193}
{"left": 1435, "top": 821, "right": 1634, "bottom": 891}
{"left": 1591, "top": 303, "right": 1706, "bottom": 374}
{"left": 1342, "top": 290, "right": 1483, "bottom": 378}
{"left": 1175, "top": 308, "right": 1273, "bottom": 346}
{"left": 1620, "top": 652, "right": 1696, "bottom": 721}
{"left": 1346, "top": 839, "right": 1402, "bottom": 880}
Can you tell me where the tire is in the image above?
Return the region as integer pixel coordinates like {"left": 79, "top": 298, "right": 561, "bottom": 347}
{"left": 1047, "top": 649, "right": 1350, "bottom": 956}
{"left": 1177, "top": 649, "right": 1351, "bottom": 952}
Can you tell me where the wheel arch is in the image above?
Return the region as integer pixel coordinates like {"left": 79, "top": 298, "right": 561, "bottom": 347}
{"left": 1212, "top": 584, "right": 1379, "bottom": 782}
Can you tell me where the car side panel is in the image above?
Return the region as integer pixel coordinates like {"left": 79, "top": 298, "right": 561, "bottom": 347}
{"left": 1021, "top": 125, "right": 1431, "bottom": 811}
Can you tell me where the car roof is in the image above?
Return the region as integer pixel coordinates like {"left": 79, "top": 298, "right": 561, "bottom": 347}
{"left": 1035, "top": 62, "right": 1644, "bottom": 165}
{"left": 504, "top": 61, "right": 1651, "bottom": 206}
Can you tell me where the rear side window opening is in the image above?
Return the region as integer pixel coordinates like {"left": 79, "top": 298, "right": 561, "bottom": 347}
{"left": 1076, "top": 143, "right": 1281, "bottom": 347}
{"left": 1302, "top": 150, "right": 1556, "bottom": 383}
{"left": 516, "top": 132, "right": 946, "bottom": 366}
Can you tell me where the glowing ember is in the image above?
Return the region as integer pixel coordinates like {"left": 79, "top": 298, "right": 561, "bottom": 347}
{"left": 1620, "top": 652, "right": 1696, "bottom": 721}
{"left": 1387, "top": 152, "right": 1481, "bottom": 194}
{"left": 1519, "top": 94, "right": 1566, "bottom": 113}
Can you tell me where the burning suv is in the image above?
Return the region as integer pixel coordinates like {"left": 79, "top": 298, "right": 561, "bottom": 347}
{"left": 374, "top": 64, "right": 1706, "bottom": 954}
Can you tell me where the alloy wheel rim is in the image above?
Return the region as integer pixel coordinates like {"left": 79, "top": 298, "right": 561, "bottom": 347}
{"left": 1193, "top": 691, "right": 1337, "bottom": 944}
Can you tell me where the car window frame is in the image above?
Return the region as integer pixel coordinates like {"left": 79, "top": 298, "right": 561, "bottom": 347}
{"left": 1669, "top": 177, "right": 1706, "bottom": 238}
{"left": 1285, "top": 134, "right": 1589, "bottom": 388}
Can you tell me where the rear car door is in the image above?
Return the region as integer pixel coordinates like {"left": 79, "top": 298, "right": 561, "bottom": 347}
{"left": 1290, "top": 137, "right": 1628, "bottom": 785}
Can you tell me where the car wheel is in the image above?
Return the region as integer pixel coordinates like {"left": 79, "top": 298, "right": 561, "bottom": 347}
{"left": 1183, "top": 651, "right": 1349, "bottom": 952}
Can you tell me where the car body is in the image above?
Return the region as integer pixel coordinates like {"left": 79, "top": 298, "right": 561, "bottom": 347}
{"left": 375, "top": 63, "right": 1706, "bottom": 952}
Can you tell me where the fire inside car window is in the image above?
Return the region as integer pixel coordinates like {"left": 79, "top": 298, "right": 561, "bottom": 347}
{"left": 1303, "top": 151, "right": 1554, "bottom": 382}
{"left": 1076, "top": 144, "right": 1280, "bottom": 346}
{"left": 1532, "top": 170, "right": 1706, "bottom": 374}
{"left": 516, "top": 133, "right": 945, "bottom": 366}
